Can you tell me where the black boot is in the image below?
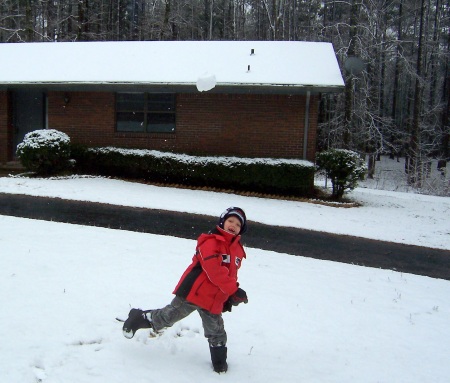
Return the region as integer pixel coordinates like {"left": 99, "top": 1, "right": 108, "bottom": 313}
{"left": 210, "top": 345, "right": 228, "bottom": 373}
{"left": 122, "top": 308, "right": 153, "bottom": 339}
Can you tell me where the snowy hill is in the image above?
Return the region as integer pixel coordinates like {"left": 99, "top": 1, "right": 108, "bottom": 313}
{"left": 0, "top": 155, "right": 449, "bottom": 382}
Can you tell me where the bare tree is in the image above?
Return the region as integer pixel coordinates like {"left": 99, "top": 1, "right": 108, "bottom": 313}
{"left": 0, "top": 0, "right": 448, "bottom": 192}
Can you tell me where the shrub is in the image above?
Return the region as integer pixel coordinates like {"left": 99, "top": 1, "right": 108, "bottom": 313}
{"left": 316, "top": 149, "right": 367, "bottom": 199}
{"left": 72, "top": 146, "right": 316, "bottom": 197}
{"left": 16, "top": 129, "right": 72, "bottom": 175}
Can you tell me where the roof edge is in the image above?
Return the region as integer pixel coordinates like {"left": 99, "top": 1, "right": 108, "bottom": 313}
{"left": 0, "top": 82, "right": 344, "bottom": 94}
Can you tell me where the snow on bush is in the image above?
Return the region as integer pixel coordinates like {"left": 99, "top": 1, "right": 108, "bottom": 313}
{"left": 89, "top": 146, "right": 315, "bottom": 168}
{"left": 16, "top": 129, "right": 72, "bottom": 175}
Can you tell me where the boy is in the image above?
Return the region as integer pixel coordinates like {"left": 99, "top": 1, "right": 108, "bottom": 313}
{"left": 122, "top": 207, "right": 249, "bottom": 373}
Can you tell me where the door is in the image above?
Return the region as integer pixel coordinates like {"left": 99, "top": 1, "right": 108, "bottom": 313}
{"left": 12, "top": 89, "right": 46, "bottom": 151}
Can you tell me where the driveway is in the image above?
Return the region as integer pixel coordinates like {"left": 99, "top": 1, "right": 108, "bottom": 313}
{"left": 1, "top": 193, "right": 449, "bottom": 281}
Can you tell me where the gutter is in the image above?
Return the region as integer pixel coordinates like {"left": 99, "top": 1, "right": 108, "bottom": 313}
{"left": 303, "top": 91, "right": 311, "bottom": 160}
{"left": 0, "top": 82, "right": 344, "bottom": 95}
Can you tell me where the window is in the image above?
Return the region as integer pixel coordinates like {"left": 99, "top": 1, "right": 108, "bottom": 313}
{"left": 116, "top": 93, "right": 176, "bottom": 133}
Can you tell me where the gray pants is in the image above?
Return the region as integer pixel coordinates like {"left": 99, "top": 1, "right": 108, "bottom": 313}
{"left": 150, "top": 296, "right": 227, "bottom": 347}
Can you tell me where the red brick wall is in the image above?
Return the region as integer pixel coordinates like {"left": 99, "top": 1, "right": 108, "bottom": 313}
{"left": 47, "top": 91, "right": 317, "bottom": 160}
{"left": 0, "top": 91, "right": 12, "bottom": 163}
{"left": 176, "top": 93, "right": 317, "bottom": 160}
{"left": 48, "top": 92, "right": 116, "bottom": 147}
{"left": 305, "top": 96, "right": 319, "bottom": 160}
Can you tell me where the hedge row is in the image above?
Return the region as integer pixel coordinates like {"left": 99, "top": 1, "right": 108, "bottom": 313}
{"left": 72, "top": 146, "right": 315, "bottom": 197}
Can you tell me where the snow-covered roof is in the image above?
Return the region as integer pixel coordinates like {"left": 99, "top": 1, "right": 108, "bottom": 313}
{"left": 0, "top": 41, "right": 344, "bottom": 93}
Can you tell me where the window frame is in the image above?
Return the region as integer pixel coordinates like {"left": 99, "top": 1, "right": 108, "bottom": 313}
{"left": 115, "top": 92, "right": 176, "bottom": 134}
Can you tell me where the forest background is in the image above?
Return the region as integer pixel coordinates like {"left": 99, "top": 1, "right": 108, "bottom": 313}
{"left": 1, "top": 0, "right": 449, "bottom": 190}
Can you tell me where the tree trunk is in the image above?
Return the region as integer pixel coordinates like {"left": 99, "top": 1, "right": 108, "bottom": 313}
{"left": 408, "top": 0, "right": 426, "bottom": 186}
{"left": 343, "top": 0, "right": 358, "bottom": 148}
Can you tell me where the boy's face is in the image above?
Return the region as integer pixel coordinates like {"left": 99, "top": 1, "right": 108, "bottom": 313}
{"left": 223, "top": 216, "right": 242, "bottom": 235}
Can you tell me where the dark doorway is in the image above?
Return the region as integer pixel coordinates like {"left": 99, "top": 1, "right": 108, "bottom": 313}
{"left": 12, "top": 89, "right": 46, "bottom": 152}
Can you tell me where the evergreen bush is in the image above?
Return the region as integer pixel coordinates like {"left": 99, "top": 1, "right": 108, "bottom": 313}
{"left": 316, "top": 149, "right": 367, "bottom": 199}
{"left": 16, "top": 129, "right": 72, "bottom": 176}
{"left": 72, "top": 146, "right": 315, "bottom": 197}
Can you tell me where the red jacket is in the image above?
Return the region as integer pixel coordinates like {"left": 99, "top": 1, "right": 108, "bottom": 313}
{"left": 173, "top": 226, "right": 246, "bottom": 314}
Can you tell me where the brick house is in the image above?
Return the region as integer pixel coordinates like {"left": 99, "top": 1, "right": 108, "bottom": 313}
{"left": 0, "top": 41, "right": 344, "bottom": 164}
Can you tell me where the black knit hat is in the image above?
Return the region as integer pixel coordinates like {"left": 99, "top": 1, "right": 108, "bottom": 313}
{"left": 218, "top": 207, "right": 247, "bottom": 234}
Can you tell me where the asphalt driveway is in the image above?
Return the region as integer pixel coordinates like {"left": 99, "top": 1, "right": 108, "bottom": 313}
{"left": 1, "top": 193, "right": 449, "bottom": 281}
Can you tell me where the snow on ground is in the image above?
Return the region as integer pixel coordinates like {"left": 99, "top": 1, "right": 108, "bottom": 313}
{"left": 0, "top": 156, "right": 449, "bottom": 250}
{"left": 1, "top": 216, "right": 450, "bottom": 383}
{"left": 0, "top": 155, "right": 449, "bottom": 382}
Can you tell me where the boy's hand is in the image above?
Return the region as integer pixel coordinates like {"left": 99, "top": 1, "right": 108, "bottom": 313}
{"left": 222, "top": 300, "right": 233, "bottom": 312}
{"left": 229, "top": 288, "right": 248, "bottom": 306}
{"left": 222, "top": 288, "right": 248, "bottom": 312}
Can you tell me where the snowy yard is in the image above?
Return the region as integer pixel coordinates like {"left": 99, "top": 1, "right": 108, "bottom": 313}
{"left": 0, "top": 155, "right": 449, "bottom": 382}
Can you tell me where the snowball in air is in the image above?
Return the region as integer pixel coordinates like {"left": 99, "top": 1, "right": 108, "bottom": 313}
{"left": 196, "top": 72, "right": 217, "bottom": 92}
